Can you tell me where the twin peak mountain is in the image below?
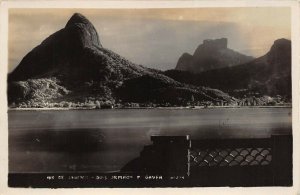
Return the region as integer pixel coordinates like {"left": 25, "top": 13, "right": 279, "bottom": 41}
{"left": 8, "top": 13, "right": 291, "bottom": 107}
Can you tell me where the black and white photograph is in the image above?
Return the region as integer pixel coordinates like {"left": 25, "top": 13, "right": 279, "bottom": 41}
{"left": 1, "top": 1, "right": 299, "bottom": 194}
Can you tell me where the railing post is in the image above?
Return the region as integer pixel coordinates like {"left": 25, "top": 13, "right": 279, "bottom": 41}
{"left": 146, "top": 135, "right": 191, "bottom": 177}
{"left": 271, "top": 134, "right": 293, "bottom": 186}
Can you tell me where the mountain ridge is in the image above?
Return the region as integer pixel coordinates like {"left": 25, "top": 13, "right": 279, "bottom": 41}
{"left": 166, "top": 38, "right": 291, "bottom": 99}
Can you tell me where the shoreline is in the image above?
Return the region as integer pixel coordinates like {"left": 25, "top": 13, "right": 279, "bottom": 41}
{"left": 7, "top": 105, "right": 292, "bottom": 111}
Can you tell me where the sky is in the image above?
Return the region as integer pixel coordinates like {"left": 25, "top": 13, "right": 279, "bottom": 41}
{"left": 8, "top": 8, "right": 291, "bottom": 72}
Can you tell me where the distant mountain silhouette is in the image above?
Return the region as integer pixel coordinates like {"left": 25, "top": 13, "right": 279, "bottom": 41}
{"left": 166, "top": 38, "right": 291, "bottom": 98}
{"left": 176, "top": 38, "right": 253, "bottom": 73}
{"left": 8, "top": 13, "right": 233, "bottom": 107}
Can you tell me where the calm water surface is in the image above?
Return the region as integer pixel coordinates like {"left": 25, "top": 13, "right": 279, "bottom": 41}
{"left": 8, "top": 108, "right": 292, "bottom": 173}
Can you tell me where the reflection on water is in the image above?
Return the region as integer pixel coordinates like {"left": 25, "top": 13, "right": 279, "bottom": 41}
{"left": 8, "top": 108, "right": 292, "bottom": 173}
{"left": 10, "top": 129, "right": 106, "bottom": 152}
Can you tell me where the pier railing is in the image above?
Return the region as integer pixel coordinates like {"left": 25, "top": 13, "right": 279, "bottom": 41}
{"left": 122, "top": 134, "right": 292, "bottom": 186}
{"left": 8, "top": 134, "right": 292, "bottom": 187}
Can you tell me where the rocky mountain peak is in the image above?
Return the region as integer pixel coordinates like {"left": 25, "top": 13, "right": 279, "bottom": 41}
{"left": 269, "top": 38, "right": 291, "bottom": 54}
{"left": 176, "top": 38, "right": 253, "bottom": 73}
{"left": 65, "top": 13, "right": 102, "bottom": 48}
{"left": 202, "top": 38, "right": 228, "bottom": 50}
{"left": 8, "top": 13, "right": 105, "bottom": 81}
{"left": 267, "top": 38, "right": 291, "bottom": 65}
{"left": 66, "top": 13, "right": 92, "bottom": 27}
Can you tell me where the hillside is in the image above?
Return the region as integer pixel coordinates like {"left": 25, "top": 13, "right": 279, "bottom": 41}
{"left": 8, "top": 13, "right": 234, "bottom": 108}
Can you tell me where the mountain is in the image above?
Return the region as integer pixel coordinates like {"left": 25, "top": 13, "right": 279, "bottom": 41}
{"left": 8, "top": 13, "right": 153, "bottom": 82}
{"left": 166, "top": 38, "right": 291, "bottom": 99}
{"left": 8, "top": 13, "right": 233, "bottom": 108}
{"left": 175, "top": 38, "right": 254, "bottom": 73}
